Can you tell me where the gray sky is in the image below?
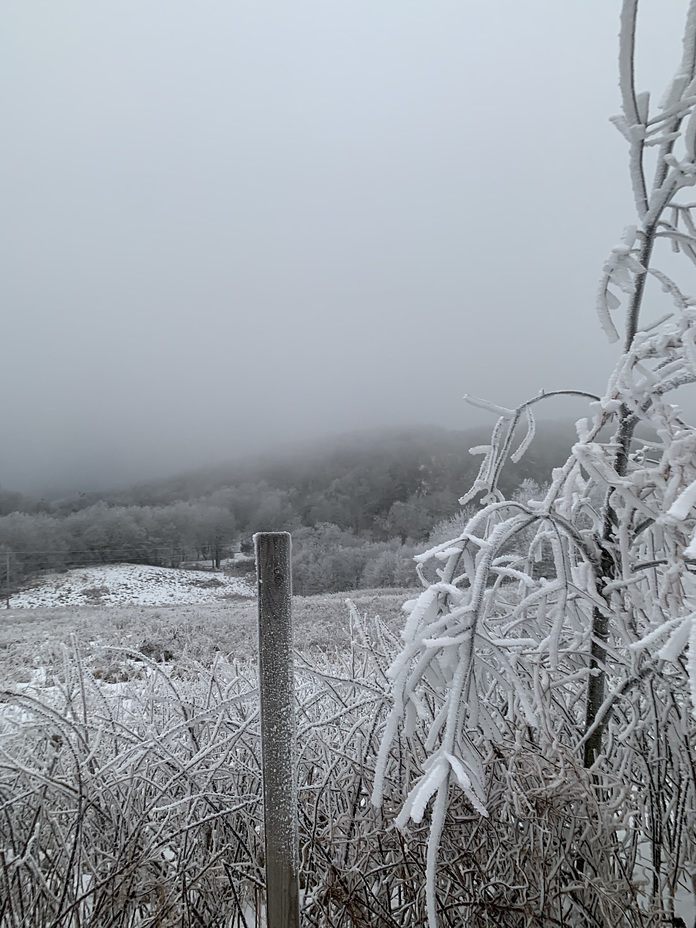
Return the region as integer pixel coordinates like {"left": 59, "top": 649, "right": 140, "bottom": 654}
{"left": 0, "top": 1, "right": 691, "bottom": 492}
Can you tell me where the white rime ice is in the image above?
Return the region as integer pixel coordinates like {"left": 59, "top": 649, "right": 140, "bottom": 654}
{"left": 372, "top": 3, "right": 696, "bottom": 925}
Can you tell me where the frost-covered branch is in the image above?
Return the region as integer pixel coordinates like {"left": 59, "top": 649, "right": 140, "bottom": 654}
{"left": 374, "top": 3, "right": 696, "bottom": 925}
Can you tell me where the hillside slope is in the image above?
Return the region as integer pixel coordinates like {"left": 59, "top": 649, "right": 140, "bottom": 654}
{"left": 10, "top": 563, "right": 255, "bottom": 608}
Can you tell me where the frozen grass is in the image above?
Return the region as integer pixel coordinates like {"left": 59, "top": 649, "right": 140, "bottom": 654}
{"left": 0, "top": 615, "right": 416, "bottom": 928}
{"left": 1, "top": 588, "right": 693, "bottom": 927}
{"left": 0, "top": 589, "right": 416, "bottom": 685}
{"left": 2, "top": 622, "right": 673, "bottom": 928}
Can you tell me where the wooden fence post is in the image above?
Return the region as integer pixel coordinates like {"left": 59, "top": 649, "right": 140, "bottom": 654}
{"left": 254, "top": 532, "right": 300, "bottom": 928}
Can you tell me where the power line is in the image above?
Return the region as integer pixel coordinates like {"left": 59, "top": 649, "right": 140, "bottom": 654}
{"left": 0, "top": 541, "right": 237, "bottom": 556}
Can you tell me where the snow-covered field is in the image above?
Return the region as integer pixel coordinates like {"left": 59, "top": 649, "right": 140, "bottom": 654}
{"left": 0, "top": 564, "right": 413, "bottom": 685}
{"left": 10, "top": 562, "right": 256, "bottom": 608}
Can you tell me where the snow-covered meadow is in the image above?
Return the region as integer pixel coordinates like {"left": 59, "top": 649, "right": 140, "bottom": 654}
{"left": 2, "top": 559, "right": 694, "bottom": 927}
{"left": 0, "top": 572, "right": 423, "bottom": 928}
{"left": 9, "top": 562, "right": 256, "bottom": 608}
{"left": 0, "top": 563, "right": 413, "bottom": 683}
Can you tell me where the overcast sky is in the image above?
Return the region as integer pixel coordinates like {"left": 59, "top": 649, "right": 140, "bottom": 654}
{"left": 0, "top": 2, "right": 691, "bottom": 493}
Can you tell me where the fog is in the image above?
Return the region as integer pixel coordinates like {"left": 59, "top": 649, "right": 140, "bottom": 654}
{"left": 0, "top": 2, "right": 690, "bottom": 493}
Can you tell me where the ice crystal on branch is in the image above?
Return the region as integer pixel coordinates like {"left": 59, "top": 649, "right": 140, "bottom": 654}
{"left": 374, "top": 3, "right": 696, "bottom": 925}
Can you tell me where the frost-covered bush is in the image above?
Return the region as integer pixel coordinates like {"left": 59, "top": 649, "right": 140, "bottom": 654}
{"left": 0, "top": 623, "right": 490, "bottom": 928}
{"left": 359, "top": 543, "right": 419, "bottom": 589}
{"left": 291, "top": 522, "right": 420, "bottom": 594}
{"left": 373, "top": 3, "right": 696, "bottom": 926}
{"left": 426, "top": 506, "right": 477, "bottom": 548}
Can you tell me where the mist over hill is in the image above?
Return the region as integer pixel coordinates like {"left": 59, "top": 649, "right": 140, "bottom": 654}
{"left": 0, "top": 421, "right": 578, "bottom": 596}
{"left": 45, "top": 420, "right": 576, "bottom": 509}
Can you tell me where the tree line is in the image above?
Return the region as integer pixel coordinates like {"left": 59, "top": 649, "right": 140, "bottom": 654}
{"left": 0, "top": 424, "right": 572, "bottom": 594}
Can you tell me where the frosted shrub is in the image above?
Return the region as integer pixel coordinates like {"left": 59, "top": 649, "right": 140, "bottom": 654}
{"left": 373, "top": 3, "right": 696, "bottom": 926}
{"left": 425, "top": 505, "right": 477, "bottom": 547}
{"left": 359, "top": 543, "right": 418, "bottom": 589}
{"left": 0, "top": 627, "right": 465, "bottom": 928}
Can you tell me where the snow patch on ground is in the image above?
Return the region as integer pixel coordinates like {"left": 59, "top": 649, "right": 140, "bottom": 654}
{"left": 11, "top": 563, "right": 256, "bottom": 608}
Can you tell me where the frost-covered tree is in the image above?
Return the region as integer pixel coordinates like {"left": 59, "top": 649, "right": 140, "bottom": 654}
{"left": 372, "top": 4, "right": 696, "bottom": 926}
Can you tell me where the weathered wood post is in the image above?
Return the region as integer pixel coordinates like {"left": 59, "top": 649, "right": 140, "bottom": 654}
{"left": 254, "top": 532, "right": 300, "bottom": 928}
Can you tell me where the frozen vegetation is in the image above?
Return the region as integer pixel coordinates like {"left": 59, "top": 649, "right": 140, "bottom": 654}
{"left": 2, "top": 2, "right": 696, "bottom": 926}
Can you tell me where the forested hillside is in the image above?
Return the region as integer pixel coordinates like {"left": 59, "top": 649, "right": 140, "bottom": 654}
{"left": 0, "top": 422, "right": 575, "bottom": 594}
